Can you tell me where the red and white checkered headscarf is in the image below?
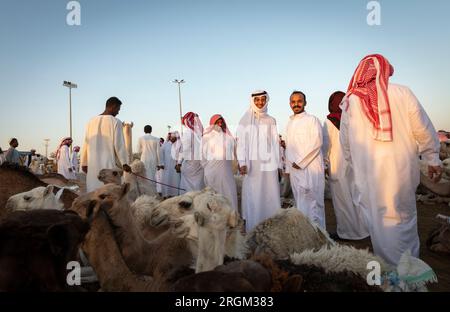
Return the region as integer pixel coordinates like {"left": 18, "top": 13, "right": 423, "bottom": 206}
{"left": 55, "top": 137, "right": 72, "bottom": 160}
{"left": 346, "top": 54, "right": 394, "bottom": 142}
{"left": 181, "top": 112, "right": 203, "bottom": 137}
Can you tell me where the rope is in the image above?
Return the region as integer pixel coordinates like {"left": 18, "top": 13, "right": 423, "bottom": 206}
{"left": 130, "top": 172, "right": 186, "bottom": 191}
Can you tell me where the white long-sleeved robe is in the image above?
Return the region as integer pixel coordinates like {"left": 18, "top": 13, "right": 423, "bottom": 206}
{"left": 57, "top": 145, "right": 76, "bottom": 180}
{"left": 323, "top": 119, "right": 369, "bottom": 239}
{"left": 137, "top": 134, "right": 161, "bottom": 195}
{"left": 71, "top": 151, "right": 79, "bottom": 173}
{"left": 202, "top": 128, "right": 238, "bottom": 211}
{"left": 285, "top": 112, "right": 326, "bottom": 229}
{"left": 340, "top": 83, "right": 441, "bottom": 265}
{"left": 160, "top": 141, "right": 181, "bottom": 197}
{"left": 80, "top": 115, "right": 129, "bottom": 192}
{"left": 178, "top": 129, "right": 205, "bottom": 194}
{"left": 236, "top": 114, "right": 281, "bottom": 232}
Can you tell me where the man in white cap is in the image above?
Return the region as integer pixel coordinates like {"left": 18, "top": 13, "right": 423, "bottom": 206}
{"left": 236, "top": 90, "right": 281, "bottom": 232}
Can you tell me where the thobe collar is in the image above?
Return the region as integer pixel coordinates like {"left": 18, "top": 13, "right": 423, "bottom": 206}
{"left": 290, "top": 111, "right": 307, "bottom": 120}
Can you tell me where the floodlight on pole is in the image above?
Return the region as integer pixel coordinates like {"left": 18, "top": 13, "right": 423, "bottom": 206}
{"left": 63, "top": 81, "right": 77, "bottom": 153}
{"left": 44, "top": 139, "right": 50, "bottom": 158}
{"left": 172, "top": 79, "right": 185, "bottom": 134}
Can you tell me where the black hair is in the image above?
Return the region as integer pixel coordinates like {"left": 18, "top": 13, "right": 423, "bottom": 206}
{"left": 105, "top": 97, "right": 122, "bottom": 108}
{"left": 144, "top": 125, "right": 152, "bottom": 133}
{"left": 290, "top": 91, "right": 307, "bottom": 102}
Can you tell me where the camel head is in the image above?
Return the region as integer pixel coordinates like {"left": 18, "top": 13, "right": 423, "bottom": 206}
{"left": 6, "top": 185, "right": 64, "bottom": 213}
{"left": 70, "top": 183, "right": 130, "bottom": 223}
{"left": 97, "top": 168, "right": 123, "bottom": 185}
{"left": 193, "top": 192, "right": 238, "bottom": 231}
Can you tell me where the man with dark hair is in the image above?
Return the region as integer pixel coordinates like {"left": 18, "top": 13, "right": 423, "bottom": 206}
{"left": 136, "top": 124, "right": 161, "bottom": 195}
{"left": 80, "top": 97, "right": 130, "bottom": 192}
{"left": 285, "top": 90, "right": 326, "bottom": 229}
{"left": 5, "top": 138, "right": 21, "bottom": 165}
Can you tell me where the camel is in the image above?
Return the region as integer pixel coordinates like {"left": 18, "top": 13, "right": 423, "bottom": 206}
{"left": 71, "top": 183, "right": 195, "bottom": 290}
{"left": 0, "top": 163, "right": 77, "bottom": 220}
{"left": 0, "top": 209, "right": 89, "bottom": 291}
{"left": 71, "top": 194, "right": 156, "bottom": 291}
{"left": 5, "top": 185, "right": 64, "bottom": 213}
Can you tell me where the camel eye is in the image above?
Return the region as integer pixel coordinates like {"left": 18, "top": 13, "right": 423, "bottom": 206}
{"left": 99, "top": 194, "right": 107, "bottom": 200}
{"left": 23, "top": 196, "right": 32, "bottom": 201}
{"left": 113, "top": 171, "right": 118, "bottom": 176}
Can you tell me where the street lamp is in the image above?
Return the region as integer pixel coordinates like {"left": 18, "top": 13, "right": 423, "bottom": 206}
{"left": 63, "top": 80, "right": 78, "bottom": 153}
{"left": 172, "top": 79, "right": 185, "bottom": 133}
{"left": 44, "top": 139, "right": 50, "bottom": 158}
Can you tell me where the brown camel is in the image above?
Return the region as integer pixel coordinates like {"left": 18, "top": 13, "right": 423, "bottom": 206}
{"left": 0, "top": 209, "right": 89, "bottom": 291}
{"left": 70, "top": 183, "right": 195, "bottom": 291}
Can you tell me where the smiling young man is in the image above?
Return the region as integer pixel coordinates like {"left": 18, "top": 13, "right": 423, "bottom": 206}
{"left": 285, "top": 91, "right": 326, "bottom": 229}
{"left": 236, "top": 90, "right": 281, "bottom": 232}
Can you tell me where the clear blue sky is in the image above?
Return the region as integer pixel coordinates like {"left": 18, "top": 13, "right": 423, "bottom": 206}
{"left": 1, "top": 0, "right": 449, "bottom": 154}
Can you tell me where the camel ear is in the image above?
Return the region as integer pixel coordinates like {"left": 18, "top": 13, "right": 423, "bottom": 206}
{"left": 44, "top": 185, "right": 54, "bottom": 197}
{"left": 227, "top": 210, "right": 239, "bottom": 228}
{"left": 194, "top": 211, "right": 205, "bottom": 226}
{"left": 120, "top": 183, "right": 130, "bottom": 199}
{"left": 130, "top": 122, "right": 134, "bottom": 127}
{"left": 86, "top": 200, "right": 98, "bottom": 222}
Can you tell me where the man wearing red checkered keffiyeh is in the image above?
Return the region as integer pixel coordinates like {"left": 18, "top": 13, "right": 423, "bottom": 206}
{"left": 340, "top": 54, "right": 443, "bottom": 266}
{"left": 177, "top": 112, "right": 205, "bottom": 194}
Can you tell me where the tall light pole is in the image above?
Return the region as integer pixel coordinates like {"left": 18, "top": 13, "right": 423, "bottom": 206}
{"left": 63, "top": 80, "right": 77, "bottom": 153}
{"left": 172, "top": 79, "right": 185, "bottom": 133}
{"left": 44, "top": 139, "right": 50, "bottom": 158}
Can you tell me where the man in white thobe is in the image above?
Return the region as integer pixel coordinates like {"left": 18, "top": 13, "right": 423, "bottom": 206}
{"left": 323, "top": 91, "right": 369, "bottom": 240}
{"left": 161, "top": 131, "right": 181, "bottom": 197}
{"left": 56, "top": 137, "right": 76, "bottom": 180}
{"left": 177, "top": 112, "right": 205, "bottom": 194}
{"left": 80, "top": 97, "right": 130, "bottom": 192}
{"left": 155, "top": 137, "right": 165, "bottom": 195}
{"left": 285, "top": 91, "right": 326, "bottom": 229}
{"left": 202, "top": 114, "right": 238, "bottom": 211}
{"left": 236, "top": 90, "right": 281, "bottom": 232}
{"left": 137, "top": 125, "right": 161, "bottom": 194}
{"left": 71, "top": 146, "right": 80, "bottom": 174}
{"left": 340, "top": 54, "right": 443, "bottom": 265}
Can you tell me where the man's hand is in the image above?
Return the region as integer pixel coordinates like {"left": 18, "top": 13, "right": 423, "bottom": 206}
{"left": 292, "top": 162, "right": 301, "bottom": 170}
{"left": 82, "top": 166, "right": 88, "bottom": 174}
{"left": 123, "top": 164, "right": 132, "bottom": 173}
{"left": 239, "top": 165, "right": 248, "bottom": 175}
{"left": 428, "top": 165, "right": 443, "bottom": 183}
{"left": 175, "top": 164, "right": 181, "bottom": 173}
{"left": 68, "top": 168, "right": 73, "bottom": 172}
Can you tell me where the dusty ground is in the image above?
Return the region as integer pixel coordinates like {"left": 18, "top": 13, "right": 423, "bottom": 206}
{"left": 324, "top": 199, "right": 450, "bottom": 292}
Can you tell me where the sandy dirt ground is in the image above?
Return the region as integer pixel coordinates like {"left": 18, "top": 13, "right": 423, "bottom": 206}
{"left": 324, "top": 199, "right": 450, "bottom": 292}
